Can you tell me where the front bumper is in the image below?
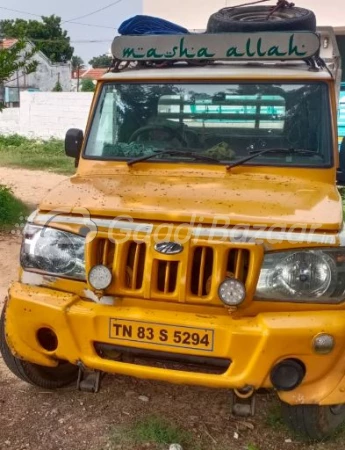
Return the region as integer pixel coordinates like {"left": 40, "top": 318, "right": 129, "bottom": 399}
{"left": 5, "top": 282, "right": 345, "bottom": 405}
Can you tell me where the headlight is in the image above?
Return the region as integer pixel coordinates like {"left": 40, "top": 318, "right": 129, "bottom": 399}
{"left": 21, "top": 224, "right": 86, "bottom": 280}
{"left": 255, "top": 249, "right": 345, "bottom": 303}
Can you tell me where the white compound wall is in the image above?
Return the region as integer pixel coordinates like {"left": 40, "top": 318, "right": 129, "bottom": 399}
{"left": 0, "top": 92, "right": 94, "bottom": 140}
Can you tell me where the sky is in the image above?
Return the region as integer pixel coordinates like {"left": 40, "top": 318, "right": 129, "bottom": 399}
{"left": 0, "top": 0, "right": 142, "bottom": 63}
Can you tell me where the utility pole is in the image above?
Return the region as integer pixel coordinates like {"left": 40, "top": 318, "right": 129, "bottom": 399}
{"left": 77, "top": 64, "right": 80, "bottom": 92}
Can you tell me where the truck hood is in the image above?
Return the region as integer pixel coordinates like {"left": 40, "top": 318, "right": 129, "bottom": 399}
{"left": 39, "top": 171, "right": 342, "bottom": 231}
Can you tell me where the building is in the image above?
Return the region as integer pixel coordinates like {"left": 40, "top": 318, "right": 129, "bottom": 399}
{"left": 71, "top": 67, "right": 108, "bottom": 91}
{"left": 1, "top": 39, "right": 71, "bottom": 95}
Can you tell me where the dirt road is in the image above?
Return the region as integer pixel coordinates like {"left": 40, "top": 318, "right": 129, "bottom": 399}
{"left": 0, "top": 168, "right": 342, "bottom": 450}
{"left": 0, "top": 167, "right": 66, "bottom": 209}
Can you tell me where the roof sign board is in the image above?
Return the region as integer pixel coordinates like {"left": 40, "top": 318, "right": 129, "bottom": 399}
{"left": 112, "top": 32, "right": 320, "bottom": 61}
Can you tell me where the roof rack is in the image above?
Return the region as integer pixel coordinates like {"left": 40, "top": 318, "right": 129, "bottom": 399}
{"left": 110, "top": 28, "right": 341, "bottom": 80}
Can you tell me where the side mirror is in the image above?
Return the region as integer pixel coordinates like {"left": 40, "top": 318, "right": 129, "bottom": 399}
{"left": 337, "top": 138, "right": 345, "bottom": 185}
{"left": 65, "top": 128, "right": 83, "bottom": 161}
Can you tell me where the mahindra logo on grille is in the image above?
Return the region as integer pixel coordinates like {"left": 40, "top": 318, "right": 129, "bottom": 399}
{"left": 154, "top": 242, "right": 183, "bottom": 255}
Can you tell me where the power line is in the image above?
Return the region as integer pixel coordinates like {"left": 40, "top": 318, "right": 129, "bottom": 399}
{"left": 68, "top": 21, "right": 115, "bottom": 30}
{"left": 0, "top": 6, "right": 41, "bottom": 18}
{"left": 0, "top": 6, "right": 117, "bottom": 30}
{"left": 63, "top": 0, "right": 124, "bottom": 23}
{"left": 5, "top": 37, "right": 112, "bottom": 44}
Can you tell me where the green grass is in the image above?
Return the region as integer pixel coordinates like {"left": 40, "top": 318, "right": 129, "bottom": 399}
{"left": 0, "top": 134, "right": 75, "bottom": 175}
{"left": 0, "top": 185, "right": 29, "bottom": 229}
{"left": 265, "top": 403, "right": 285, "bottom": 430}
{"left": 246, "top": 445, "right": 260, "bottom": 450}
{"left": 109, "top": 416, "right": 196, "bottom": 449}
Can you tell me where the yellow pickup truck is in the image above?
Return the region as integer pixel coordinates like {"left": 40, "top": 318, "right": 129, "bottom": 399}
{"left": 2, "top": 5, "right": 345, "bottom": 441}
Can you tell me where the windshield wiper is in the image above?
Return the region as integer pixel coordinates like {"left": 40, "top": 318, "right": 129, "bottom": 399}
{"left": 127, "top": 148, "right": 221, "bottom": 166}
{"left": 226, "top": 148, "right": 316, "bottom": 170}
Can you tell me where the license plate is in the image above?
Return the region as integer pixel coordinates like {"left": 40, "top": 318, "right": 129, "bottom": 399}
{"left": 109, "top": 319, "right": 214, "bottom": 352}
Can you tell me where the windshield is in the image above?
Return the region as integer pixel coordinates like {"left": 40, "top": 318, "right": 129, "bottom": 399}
{"left": 84, "top": 82, "right": 333, "bottom": 168}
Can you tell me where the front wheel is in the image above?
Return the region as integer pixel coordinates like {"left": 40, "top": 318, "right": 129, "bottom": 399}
{"left": 0, "top": 304, "right": 78, "bottom": 389}
{"left": 281, "top": 401, "right": 345, "bottom": 441}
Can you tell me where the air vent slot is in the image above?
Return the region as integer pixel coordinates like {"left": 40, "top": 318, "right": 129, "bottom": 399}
{"left": 227, "top": 248, "right": 250, "bottom": 283}
{"left": 125, "top": 242, "right": 146, "bottom": 290}
{"left": 191, "top": 246, "right": 214, "bottom": 297}
{"left": 156, "top": 260, "right": 179, "bottom": 294}
{"left": 95, "top": 238, "right": 115, "bottom": 268}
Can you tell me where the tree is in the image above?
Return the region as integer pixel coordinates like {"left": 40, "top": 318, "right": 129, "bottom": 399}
{"left": 71, "top": 55, "right": 84, "bottom": 71}
{"left": 0, "top": 16, "right": 74, "bottom": 63}
{"left": 0, "top": 40, "right": 37, "bottom": 226}
{"left": 71, "top": 56, "right": 85, "bottom": 92}
{"left": 81, "top": 79, "right": 95, "bottom": 92}
{"left": 0, "top": 39, "right": 37, "bottom": 110}
{"left": 89, "top": 54, "right": 112, "bottom": 68}
{"left": 52, "top": 80, "right": 63, "bottom": 92}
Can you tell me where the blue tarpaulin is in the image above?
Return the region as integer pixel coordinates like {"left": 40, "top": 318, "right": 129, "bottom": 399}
{"left": 118, "top": 15, "right": 189, "bottom": 36}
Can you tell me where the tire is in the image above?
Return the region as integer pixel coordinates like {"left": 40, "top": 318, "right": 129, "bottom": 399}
{"left": 0, "top": 305, "right": 78, "bottom": 389}
{"left": 207, "top": 6, "right": 316, "bottom": 33}
{"left": 281, "top": 401, "right": 345, "bottom": 441}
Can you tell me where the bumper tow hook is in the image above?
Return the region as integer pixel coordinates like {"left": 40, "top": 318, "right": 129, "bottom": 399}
{"left": 76, "top": 362, "right": 103, "bottom": 393}
{"left": 231, "top": 387, "right": 256, "bottom": 417}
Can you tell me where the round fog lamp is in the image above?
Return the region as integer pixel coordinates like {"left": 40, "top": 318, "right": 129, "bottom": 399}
{"left": 89, "top": 265, "right": 112, "bottom": 290}
{"left": 218, "top": 278, "right": 246, "bottom": 306}
{"left": 313, "top": 333, "right": 335, "bottom": 354}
